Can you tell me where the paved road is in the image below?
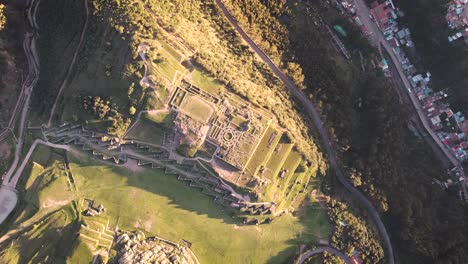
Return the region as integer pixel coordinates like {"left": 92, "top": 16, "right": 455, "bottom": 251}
{"left": 352, "top": 0, "right": 466, "bottom": 200}
{"left": 354, "top": 0, "right": 459, "bottom": 167}
{"left": 0, "top": 0, "right": 41, "bottom": 226}
{"left": 214, "top": 0, "right": 394, "bottom": 263}
{"left": 0, "top": 186, "right": 17, "bottom": 225}
{"left": 295, "top": 246, "right": 352, "bottom": 264}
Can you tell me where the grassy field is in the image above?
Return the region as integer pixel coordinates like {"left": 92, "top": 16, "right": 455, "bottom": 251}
{"left": 178, "top": 95, "right": 214, "bottom": 123}
{"left": 189, "top": 68, "right": 226, "bottom": 94}
{"left": 244, "top": 125, "right": 281, "bottom": 176}
{"left": 142, "top": 111, "right": 173, "bottom": 128}
{"left": 0, "top": 145, "right": 331, "bottom": 263}
{"left": 0, "top": 147, "right": 90, "bottom": 263}
{"left": 68, "top": 154, "right": 331, "bottom": 264}
{"left": 143, "top": 38, "right": 188, "bottom": 87}
{"left": 125, "top": 118, "right": 170, "bottom": 145}
{"left": 264, "top": 138, "right": 294, "bottom": 181}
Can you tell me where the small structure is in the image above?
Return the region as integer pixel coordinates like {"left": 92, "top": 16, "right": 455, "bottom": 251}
{"left": 83, "top": 200, "right": 106, "bottom": 217}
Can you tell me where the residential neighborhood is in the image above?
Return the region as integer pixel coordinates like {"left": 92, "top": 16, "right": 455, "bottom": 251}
{"left": 446, "top": 0, "right": 468, "bottom": 44}
{"left": 340, "top": 0, "right": 468, "bottom": 192}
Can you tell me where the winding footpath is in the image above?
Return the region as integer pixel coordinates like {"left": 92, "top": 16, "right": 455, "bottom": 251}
{"left": 214, "top": 0, "right": 394, "bottom": 263}
{"left": 295, "top": 247, "right": 352, "bottom": 264}
{"left": 6, "top": 140, "right": 70, "bottom": 188}
{"left": 47, "top": 0, "right": 89, "bottom": 127}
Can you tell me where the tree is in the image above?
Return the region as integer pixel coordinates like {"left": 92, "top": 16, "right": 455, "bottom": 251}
{"left": 0, "top": 4, "right": 6, "bottom": 31}
{"left": 129, "top": 106, "right": 136, "bottom": 115}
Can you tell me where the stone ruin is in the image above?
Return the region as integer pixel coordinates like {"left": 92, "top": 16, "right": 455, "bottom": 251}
{"left": 113, "top": 231, "right": 196, "bottom": 264}
{"left": 83, "top": 199, "right": 106, "bottom": 217}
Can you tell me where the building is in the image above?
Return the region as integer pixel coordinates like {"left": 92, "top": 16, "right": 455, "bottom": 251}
{"left": 370, "top": 1, "right": 398, "bottom": 30}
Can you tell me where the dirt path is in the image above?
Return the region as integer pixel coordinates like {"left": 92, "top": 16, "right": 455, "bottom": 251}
{"left": 0, "top": 139, "right": 69, "bottom": 225}
{"left": 6, "top": 139, "right": 70, "bottom": 187}
{"left": 0, "top": 186, "right": 17, "bottom": 225}
{"left": 47, "top": 0, "right": 89, "bottom": 127}
{"left": 295, "top": 246, "right": 352, "bottom": 264}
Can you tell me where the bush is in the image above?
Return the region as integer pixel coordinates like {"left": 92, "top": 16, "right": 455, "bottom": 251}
{"left": 176, "top": 143, "right": 198, "bottom": 158}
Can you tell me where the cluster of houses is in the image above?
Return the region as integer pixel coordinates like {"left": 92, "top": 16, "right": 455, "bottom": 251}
{"left": 340, "top": 0, "right": 372, "bottom": 36}
{"left": 447, "top": 0, "right": 468, "bottom": 44}
{"left": 339, "top": 0, "right": 468, "bottom": 162}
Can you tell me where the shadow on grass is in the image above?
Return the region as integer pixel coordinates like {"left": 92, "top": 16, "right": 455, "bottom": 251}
{"left": 72, "top": 153, "right": 241, "bottom": 226}
{"left": 70, "top": 151, "right": 331, "bottom": 264}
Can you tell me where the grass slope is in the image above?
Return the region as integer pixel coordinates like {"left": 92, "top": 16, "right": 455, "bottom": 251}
{"left": 69, "top": 154, "right": 330, "bottom": 263}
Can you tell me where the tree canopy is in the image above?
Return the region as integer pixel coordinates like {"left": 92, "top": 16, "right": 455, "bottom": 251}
{"left": 0, "top": 4, "right": 6, "bottom": 31}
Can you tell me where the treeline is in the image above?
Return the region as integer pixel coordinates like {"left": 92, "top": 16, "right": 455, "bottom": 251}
{"left": 326, "top": 199, "right": 384, "bottom": 263}
{"left": 224, "top": 0, "right": 468, "bottom": 263}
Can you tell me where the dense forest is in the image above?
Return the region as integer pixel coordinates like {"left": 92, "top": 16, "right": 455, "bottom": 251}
{"left": 223, "top": 0, "right": 468, "bottom": 263}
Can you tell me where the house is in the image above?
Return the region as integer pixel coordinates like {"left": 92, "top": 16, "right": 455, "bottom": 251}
{"left": 370, "top": 1, "right": 396, "bottom": 30}
{"left": 458, "top": 119, "right": 468, "bottom": 135}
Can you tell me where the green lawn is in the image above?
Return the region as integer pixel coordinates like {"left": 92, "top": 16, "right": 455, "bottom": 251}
{"left": 264, "top": 139, "right": 294, "bottom": 181}
{"left": 142, "top": 111, "right": 173, "bottom": 128}
{"left": 150, "top": 40, "right": 188, "bottom": 83}
{"left": 190, "top": 68, "right": 225, "bottom": 94}
{"left": 125, "top": 118, "right": 169, "bottom": 145}
{"left": 159, "top": 39, "right": 184, "bottom": 62}
{"left": 1, "top": 146, "right": 331, "bottom": 264}
{"left": 244, "top": 126, "right": 281, "bottom": 177}
{"left": 278, "top": 151, "right": 303, "bottom": 200}
{"left": 178, "top": 94, "right": 214, "bottom": 123}
{"left": 0, "top": 149, "right": 85, "bottom": 264}
{"left": 68, "top": 154, "right": 330, "bottom": 264}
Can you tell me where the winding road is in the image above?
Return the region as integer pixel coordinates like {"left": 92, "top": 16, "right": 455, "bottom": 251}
{"left": 214, "top": 0, "right": 395, "bottom": 263}
{"left": 2, "top": 0, "right": 41, "bottom": 184}
{"left": 352, "top": 0, "right": 468, "bottom": 201}
{"left": 0, "top": 0, "right": 41, "bottom": 225}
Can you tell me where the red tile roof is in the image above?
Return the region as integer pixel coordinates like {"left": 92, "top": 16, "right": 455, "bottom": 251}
{"left": 371, "top": 1, "right": 392, "bottom": 29}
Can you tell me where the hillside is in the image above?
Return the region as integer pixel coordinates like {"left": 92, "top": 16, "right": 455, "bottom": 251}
{"left": 0, "top": 0, "right": 346, "bottom": 263}
{"left": 0, "top": 2, "right": 26, "bottom": 174}
{"left": 7, "top": 0, "right": 468, "bottom": 263}
{"left": 222, "top": 0, "right": 468, "bottom": 263}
